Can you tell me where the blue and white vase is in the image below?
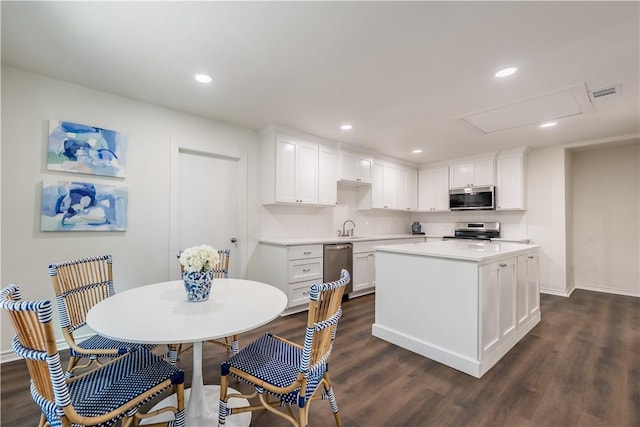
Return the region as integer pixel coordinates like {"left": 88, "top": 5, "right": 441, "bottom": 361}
{"left": 182, "top": 269, "right": 213, "bottom": 302}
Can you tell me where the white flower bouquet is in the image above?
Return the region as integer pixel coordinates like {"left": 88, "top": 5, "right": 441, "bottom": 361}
{"left": 179, "top": 244, "right": 220, "bottom": 273}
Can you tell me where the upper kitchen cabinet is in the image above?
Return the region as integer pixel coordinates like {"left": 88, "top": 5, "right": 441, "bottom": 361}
{"left": 496, "top": 148, "right": 527, "bottom": 210}
{"left": 371, "top": 160, "right": 397, "bottom": 209}
{"left": 418, "top": 165, "right": 450, "bottom": 211}
{"left": 338, "top": 149, "right": 372, "bottom": 184}
{"left": 397, "top": 166, "right": 418, "bottom": 211}
{"left": 449, "top": 157, "right": 495, "bottom": 188}
{"left": 318, "top": 145, "right": 338, "bottom": 206}
{"left": 260, "top": 127, "right": 337, "bottom": 206}
{"left": 357, "top": 159, "right": 418, "bottom": 211}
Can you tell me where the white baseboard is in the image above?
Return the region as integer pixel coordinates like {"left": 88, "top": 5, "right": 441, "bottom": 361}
{"left": 540, "top": 287, "right": 572, "bottom": 297}
{"left": 575, "top": 283, "right": 640, "bottom": 298}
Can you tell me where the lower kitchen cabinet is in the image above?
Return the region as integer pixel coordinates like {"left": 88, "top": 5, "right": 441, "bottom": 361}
{"left": 256, "top": 243, "right": 323, "bottom": 314}
{"left": 480, "top": 257, "right": 517, "bottom": 356}
{"left": 255, "top": 237, "right": 428, "bottom": 313}
{"left": 352, "top": 250, "right": 375, "bottom": 296}
{"left": 517, "top": 252, "right": 540, "bottom": 327}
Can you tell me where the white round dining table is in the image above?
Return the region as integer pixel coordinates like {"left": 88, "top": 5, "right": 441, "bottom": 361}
{"left": 86, "top": 278, "right": 288, "bottom": 427}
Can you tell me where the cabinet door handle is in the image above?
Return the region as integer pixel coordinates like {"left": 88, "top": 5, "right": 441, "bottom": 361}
{"left": 528, "top": 255, "right": 534, "bottom": 259}
{"left": 356, "top": 178, "right": 361, "bottom": 182}
{"left": 302, "top": 290, "right": 309, "bottom": 296}
{"left": 303, "top": 251, "right": 312, "bottom": 255}
{"left": 302, "top": 268, "right": 311, "bottom": 272}
{"left": 499, "top": 263, "right": 507, "bottom": 268}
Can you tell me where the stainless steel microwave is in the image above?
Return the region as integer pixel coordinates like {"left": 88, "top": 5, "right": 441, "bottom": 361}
{"left": 449, "top": 186, "right": 495, "bottom": 211}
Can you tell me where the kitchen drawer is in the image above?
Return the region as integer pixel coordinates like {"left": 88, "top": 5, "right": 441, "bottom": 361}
{"left": 288, "top": 244, "right": 323, "bottom": 260}
{"left": 288, "top": 258, "right": 322, "bottom": 283}
{"left": 288, "top": 279, "right": 318, "bottom": 307}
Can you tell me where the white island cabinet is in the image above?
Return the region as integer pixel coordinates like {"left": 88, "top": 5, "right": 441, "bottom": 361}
{"left": 372, "top": 240, "right": 540, "bottom": 378}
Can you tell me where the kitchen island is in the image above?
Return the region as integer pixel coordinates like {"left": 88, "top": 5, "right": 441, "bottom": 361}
{"left": 372, "top": 240, "right": 540, "bottom": 378}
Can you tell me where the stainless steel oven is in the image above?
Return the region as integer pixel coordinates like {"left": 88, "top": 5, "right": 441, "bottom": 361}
{"left": 442, "top": 222, "right": 500, "bottom": 241}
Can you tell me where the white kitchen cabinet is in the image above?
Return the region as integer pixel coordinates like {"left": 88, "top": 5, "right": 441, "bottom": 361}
{"left": 449, "top": 158, "right": 495, "bottom": 188}
{"left": 260, "top": 128, "right": 339, "bottom": 207}
{"left": 352, "top": 251, "right": 376, "bottom": 294}
{"left": 496, "top": 149, "right": 526, "bottom": 210}
{"left": 261, "top": 133, "right": 319, "bottom": 205}
{"left": 418, "top": 166, "right": 450, "bottom": 211}
{"left": 397, "top": 166, "right": 418, "bottom": 211}
{"left": 517, "top": 252, "right": 540, "bottom": 327}
{"left": 359, "top": 160, "right": 418, "bottom": 211}
{"left": 480, "top": 257, "right": 517, "bottom": 356}
{"left": 318, "top": 145, "right": 338, "bottom": 206}
{"left": 338, "top": 150, "right": 372, "bottom": 184}
{"left": 257, "top": 243, "right": 323, "bottom": 314}
{"left": 371, "top": 160, "right": 397, "bottom": 209}
{"left": 257, "top": 237, "right": 427, "bottom": 313}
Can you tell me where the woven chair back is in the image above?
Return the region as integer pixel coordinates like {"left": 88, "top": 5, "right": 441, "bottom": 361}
{"left": 303, "top": 269, "right": 350, "bottom": 372}
{"left": 0, "top": 285, "right": 61, "bottom": 407}
{"left": 48, "top": 255, "right": 114, "bottom": 334}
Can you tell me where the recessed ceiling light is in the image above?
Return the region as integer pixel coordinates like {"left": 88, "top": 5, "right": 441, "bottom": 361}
{"left": 412, "top": 149, "right": 423, "bottom": 154}
{"left": 495, "top": 67, "right": 518, "bottom": 78}
{"left": 340, "top": 124, "right": 353, "bottom": 130}
{"left": 195, "top": 74, "right": 213, "bottom": 84}
{"left": 540, "top": 121, "right": 558, "bottom": 128}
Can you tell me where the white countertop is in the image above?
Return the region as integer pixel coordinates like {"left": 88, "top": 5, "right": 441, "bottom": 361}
{"left": 259, "top": 234, "right": 426, "bottom": 246}
{"left": 374, "top": 240, "right": 539, "bottom": 262}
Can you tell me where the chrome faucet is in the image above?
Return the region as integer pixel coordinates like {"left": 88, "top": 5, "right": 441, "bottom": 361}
{"left": 339, "top": 220, "right": 356, "bottom": 237}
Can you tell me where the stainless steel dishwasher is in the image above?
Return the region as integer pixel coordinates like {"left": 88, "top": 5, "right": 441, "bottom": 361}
{"left": 323, "top": 243, "right": 353, "bottom": 296}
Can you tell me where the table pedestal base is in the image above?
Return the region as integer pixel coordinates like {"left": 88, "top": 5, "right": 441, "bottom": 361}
{"left": 139, "top": 385, "right": 251, "bottom": 427}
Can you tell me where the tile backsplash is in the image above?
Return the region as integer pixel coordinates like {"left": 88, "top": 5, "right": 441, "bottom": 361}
{"left": 260, "top": 185, "right": 528, "bottom": 240}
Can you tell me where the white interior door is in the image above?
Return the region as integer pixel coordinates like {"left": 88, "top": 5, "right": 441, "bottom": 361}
{"left": 170, "top": 143, "right": 247, "bottom": 280}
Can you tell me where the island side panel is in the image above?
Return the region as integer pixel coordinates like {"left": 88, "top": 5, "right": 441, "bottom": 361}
{"left": 372, "top": 250, "right": 481, "bottom": 376}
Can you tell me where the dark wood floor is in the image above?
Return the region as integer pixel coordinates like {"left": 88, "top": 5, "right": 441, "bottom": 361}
{"left": 1, "top": 289, "right": 638, "bottom": 426}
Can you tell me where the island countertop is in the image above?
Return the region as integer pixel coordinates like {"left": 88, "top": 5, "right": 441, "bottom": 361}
{"left": 374, "top": 240, "right": 540, "bottom": 263}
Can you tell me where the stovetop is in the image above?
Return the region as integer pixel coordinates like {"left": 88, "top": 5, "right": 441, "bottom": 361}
{"left": 442, "top": 235, "right": 493, "bottom": 241}
{"left": 442, "top": 221, "right": 501, "bottom": 242}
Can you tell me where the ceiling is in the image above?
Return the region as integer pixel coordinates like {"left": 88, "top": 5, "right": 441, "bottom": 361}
{"left": 2, "top": 1, "right": 639, "bottom": 164}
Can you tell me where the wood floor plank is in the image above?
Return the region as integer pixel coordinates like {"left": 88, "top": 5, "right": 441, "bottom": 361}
{"left": 1, "top": 290, "right": 638, "bottom": 427}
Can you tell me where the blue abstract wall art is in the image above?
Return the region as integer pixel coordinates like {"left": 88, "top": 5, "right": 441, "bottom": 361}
{"left": 47, "top": 120, "right": 127, "bottom": 177}
{"left": 41, "top": 180, "right": 128, "bottom": 231}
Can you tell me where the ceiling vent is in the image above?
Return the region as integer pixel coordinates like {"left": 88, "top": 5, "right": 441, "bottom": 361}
{"left": 456, "top": 83, "right": 593, "bottom": 134}
{"left": 589, "top": 84, "right": 621, "bottom": 102}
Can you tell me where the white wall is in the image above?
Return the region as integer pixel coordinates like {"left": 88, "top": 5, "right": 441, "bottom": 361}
{"left": 571, "top": 142, "right": 640, "bottom": 296}
{"left": 260, "top": 183, "right": 412, "bottom": 239}
{"left": 526, "top": 146, "right": 570, "bottom": 295}
{"left": 0, "top": 66, "right": 261, "bottom": 360}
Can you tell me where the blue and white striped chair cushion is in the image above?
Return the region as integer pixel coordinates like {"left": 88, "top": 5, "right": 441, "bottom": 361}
{"left": 66, "top": 348, "right": 184, "bottom": 426}
{"left": 222, "top": 333, "right": 325, "bottom": 406}
{"left": 72, "top": 334, "right": 154, "bottom": 358}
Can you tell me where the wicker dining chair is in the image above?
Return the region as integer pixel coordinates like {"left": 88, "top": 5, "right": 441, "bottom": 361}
{"left": 48, "top": 254, "right": 155, "bottom": 375}
{"left": 218, "top": 269, "right": 350, "bottom": 427}
{"left": 170, "top": 249, "right": 238, "bottom": 364}
{"left": 0, "top": 283, "right": 186, "bottom": 427}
